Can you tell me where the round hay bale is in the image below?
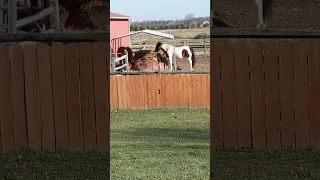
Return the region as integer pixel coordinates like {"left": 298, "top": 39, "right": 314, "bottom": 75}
{"left": 131, "top": 49, "right": 169, "bottom": 72}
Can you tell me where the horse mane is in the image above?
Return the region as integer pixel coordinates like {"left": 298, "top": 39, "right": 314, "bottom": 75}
{"left": 155, "top": 42, "right": 163, "bottom": 52}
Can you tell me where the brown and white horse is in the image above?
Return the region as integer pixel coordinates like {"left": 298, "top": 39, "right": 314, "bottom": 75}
{"left": 154, "top": 42, "right": 196, "bottom": 71}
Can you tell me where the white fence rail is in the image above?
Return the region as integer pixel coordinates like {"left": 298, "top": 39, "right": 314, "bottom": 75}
{"left": 131, "top": 38, "right": 210, "bottom": 54}
{"left": 110, "top": 50, "right": 129, "bottom": 72}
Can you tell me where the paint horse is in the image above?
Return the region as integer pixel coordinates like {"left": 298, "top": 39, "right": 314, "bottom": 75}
{"left": 154, "top": 42, "right": 195, "bottom": 71}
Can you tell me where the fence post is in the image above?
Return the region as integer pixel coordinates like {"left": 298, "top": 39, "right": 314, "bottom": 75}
{"left": 124, "top": 50, "right": 128, "bottom": 72}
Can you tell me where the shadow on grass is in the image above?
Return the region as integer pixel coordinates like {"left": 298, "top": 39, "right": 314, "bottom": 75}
{"left": 113, "top": 127, "right": 210, "bottom": 150}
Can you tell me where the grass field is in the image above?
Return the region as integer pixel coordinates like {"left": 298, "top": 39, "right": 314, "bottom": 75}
{"left": 130, "top": 28, "right": 210, "bottom": 41}
{"left": 0, "top": 150, "right": 108, "bottom": 179}
{"left": 110, "top": 109, "right": 210, "bottom": 180}
{"left": 2, "top": 109, "right": 320, "bottom": 180}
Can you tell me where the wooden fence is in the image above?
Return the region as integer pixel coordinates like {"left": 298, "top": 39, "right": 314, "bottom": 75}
{"left": 110, "top": 74, "right": 210, "bottom": 109}
{"left": 210, "top": 39, "right": 320, "bottom": 150}
{"left": 131, "top": 38, "right": 210, "bottom": 54}
{"left": 0, "top": 42, "right": 109, "bottom": 152}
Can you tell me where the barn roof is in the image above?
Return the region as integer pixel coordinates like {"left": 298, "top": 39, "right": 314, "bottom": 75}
{"left": 110, "top": 12, "right": 131, "bottom": 19}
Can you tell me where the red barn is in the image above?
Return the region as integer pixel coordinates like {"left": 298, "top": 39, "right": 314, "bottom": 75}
{"left": 110, "top": 12, "right": 131, "bottom": 57}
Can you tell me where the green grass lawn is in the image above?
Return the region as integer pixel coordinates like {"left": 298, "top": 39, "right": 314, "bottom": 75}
{"left": 110, "top": 109, "right": 210, "bottom": 180}
{"left": 0, "top": 150, "right": 108, "bottom": 179}
{"left": 2, "top": 109, "right": 320, "bottom": 180}
{"left": 213, "top": 149, "right": 320, "bottom": 180}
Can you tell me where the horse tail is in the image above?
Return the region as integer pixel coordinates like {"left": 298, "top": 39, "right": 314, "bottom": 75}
{"left": 155, "top": 42, "right": 163, "bottom": 52}
{"left": 190, "top": 47, "right": 196, "bottom": 67}
{"left": 263, "top": 0, "right": 273, "bottom": 21}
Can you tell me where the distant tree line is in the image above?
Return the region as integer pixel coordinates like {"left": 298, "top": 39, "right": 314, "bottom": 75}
{"left": 130, "top": 13, "right": 210, "bottom": 31}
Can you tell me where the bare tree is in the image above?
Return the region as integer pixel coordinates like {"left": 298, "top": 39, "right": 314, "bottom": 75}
{"left": 184, "top": 13, "right": 194, "bottom": 25}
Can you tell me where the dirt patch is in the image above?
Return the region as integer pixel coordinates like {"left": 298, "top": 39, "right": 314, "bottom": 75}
{"left": 214, "top": 0, "right": 320, "bottom": 29}
{"left": 176, "top": 55, "right": 210, "bottom": 72}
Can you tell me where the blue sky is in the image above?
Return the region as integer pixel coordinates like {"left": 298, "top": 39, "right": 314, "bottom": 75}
{"left": 110, "top": 0, "right": 210, "bottom": 22}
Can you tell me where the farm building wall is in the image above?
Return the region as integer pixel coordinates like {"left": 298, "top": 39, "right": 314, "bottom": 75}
{"left": 110, "top": 19, "right": 130, "bottom": 56}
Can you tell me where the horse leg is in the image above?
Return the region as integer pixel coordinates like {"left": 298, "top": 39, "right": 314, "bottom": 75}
{"left": 254, "top": 0, "right": 266, "bottom": 28}
{"left": 188, "top": 57, "right": 193, "bottom": 71}
{"left": 169, "top": 55, "right": 173, "bottom": 71}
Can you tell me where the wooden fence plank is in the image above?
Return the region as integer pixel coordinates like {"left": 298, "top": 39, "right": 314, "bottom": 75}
{"left": 170, "top": 75, "right": 178, "bottom": 108}
{"left": 110, "top": 76, "right": 118, "bottom": 109}
{"left": 293, "top": 41, "right": 310, "bottom": 148}
{"left": 51, "top": 43, "right": 69, "bottom": 150}
{"left": 23, "top": 45, "right": 42, "bottom": 150}
{"left": 140, "top": 75, "right": 148, "bottom": 109}
{"left": 154, "top": 75, "right": 161, "bottom": 109}
{"left": 181, "top": 75, "right": 189, "bottom": 108}
{"left": 135, "top": 75, "right": 143, "bottom": 109}
{"left": 249, "top": 41, "right": 267, "bottom": 149}
{"left": 36, "top": 44, "right": 55, "bottom": 151}
{"left": 177, "top": 75, "right": 184, "bottom": 108}
{"left": 119, "top": 76, "right": 128, "bottom": 109}
{"left": 200, "top": 74, "right": 207, "bottom": 109}
{"left": 195, "top": 75, "right": 201, "bottom": 109}
{"left": 10, "top": 45, "right": 28, "bottom": 149}
{"left": 188, "top": 75, "right": 196, "bottom": 109}
{"left": 189, "top": 75, "right": 197, "bottom": 109}
{"left": 117, "top": 76, "right": 124, "bottom": 109}
{"left": 78, "top": 42, "right": 97, "bottom": 150}
{"left": 65, "top": 43, "right": 82, "bottom": 151}
{"left": 278, "top": 41, "right": 295, "bottom": 149}
{"left": 92, "top": 43, "right": 109, "bottom": 151}
{"left": 308, "top": 40, "right": 320, "bottom": 148}
{"left": 160, "top": 75, "right": 168, "bottom": 108}
{"left": 147, "top": 75, "right": 156, "bottom": 109}
{"left": 220, "top": 42, "right": 237, "bottom": 148}
{"left": 125, "top": 76, "right": 133, "bottom": 109}
{"left": 263, "top": 40, "right": 281, "bottom": 150}
{"left": 210, "top": 41, "right": 223, "bottom": 149}
{"left": 205, "top": 74, "right": 210, "bottom": 108}
{"left": 0, "top": 46, "right": 14, "bottom": 151}
{"left": 130, "top": 76, "right": 138, "bottom": 109}
{"left": 106, "top": 43, "right": 111, "bottom": 151}
{"left": 234, "top": 42, "right": 251, "bottom": 148}
{"left": 175, "top": 75, "right": 183, "bottom": 108}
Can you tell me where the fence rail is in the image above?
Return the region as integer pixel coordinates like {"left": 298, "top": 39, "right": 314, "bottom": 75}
{"left": 211, "top": 39, "right": 320, "bottom": 150}
{"left": 211, "top": 28, "right": 320, "bottom": 38}
{"left": 131, "top": 38, "right": 210, "bottom": 54}
{"left": 111, "top": 50, "right": 129, "bottom": 72}
{"left": 0, "top": 42, "right": 109, "bottom": 152}
{"left": 110, "top": 74, "right": 210, "bottom": 109}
